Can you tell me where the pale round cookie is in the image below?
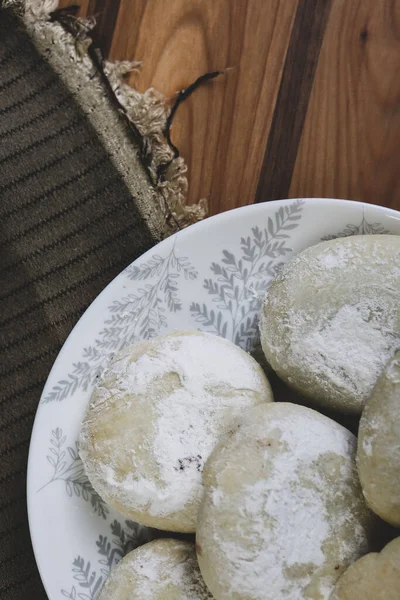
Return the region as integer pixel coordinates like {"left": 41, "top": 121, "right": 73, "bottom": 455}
{"left": 79, "top": 330, "right": 273, "bottom": 532}
{"left": 97, "top": 538, "right": 213, "bottom": 600}
{"left": 196, "top": 403, "right": 374, "bottom": 600}
{"left": 260, "top": 235, "right": 400, "bottom": 414}
{"left": 357, "top": 351, "right": 400, "bottom": 526}
{"left": 330, "top": 537, "right": 400, "bottom": 600}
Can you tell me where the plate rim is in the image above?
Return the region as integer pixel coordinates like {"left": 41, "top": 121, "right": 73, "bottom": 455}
{"left": 26, "top": 197, "right": 400, "bottom": 597}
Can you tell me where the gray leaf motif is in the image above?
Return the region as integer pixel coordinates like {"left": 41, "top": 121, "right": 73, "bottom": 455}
{"left": 43, "top": 245, "right": 198, "bottom": 403}
{"left": 321, "top": 212, "right": 390, "bottom": 240}
{"left": 62, "top": 519, "right": 150, "bottom": 599}
{"left": 190, "top": 199, "right": 305, "bottom": 351}
{"left": 38, "top": 428, "right": 108, "bottom": 520}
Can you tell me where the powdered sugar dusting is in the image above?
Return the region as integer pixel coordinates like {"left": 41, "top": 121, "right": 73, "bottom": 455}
{"left": 230, "top": 413, "right": 353, "bottom": 597}
{"left": 244, "top": 478, "right": 328, "bottom": 572}
{"left": 129, "top": 335, "right": 268, "bottom": 516}
{"left": 261, "top": 235, "right": 400, "bottom": 412}
{"left": 290, "top": 299, "right": 398, "bottom": 401}
{"left": 386, "top": 355, "right": 400, "bottom": 384}
{"left": 80, "top": 331, "right": 272, "bottom": 529}
{"left": 316, "top": 244, "right": 351, "bottom": 270}
{"left": 114, "top": 332, "right": 263, "bottom": 395}
{"left": 360, "top": 416, "right": 381, "bottom": 459}
{"left": 198, "top": 404, "right": 371, "bottom": 600}
{"left": 98, "top": 539, "right": 213, "bottom": 599}
{"left": 362, "top": 436, "right": 374, "bottom": 457}
{"left": 129, "top": 549, "right": 164, "bottom": 596}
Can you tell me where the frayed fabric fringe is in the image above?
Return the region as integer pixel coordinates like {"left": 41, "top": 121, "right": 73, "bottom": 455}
{"left": 2, "top": 0, "right": 207, "bottom": 238}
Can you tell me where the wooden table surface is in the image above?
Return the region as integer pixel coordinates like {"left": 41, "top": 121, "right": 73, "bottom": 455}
{"left": 59, "top": 0, "right": 400, "bottom": 216}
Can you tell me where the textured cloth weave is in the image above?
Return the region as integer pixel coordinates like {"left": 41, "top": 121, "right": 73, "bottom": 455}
{"left": 0, "top": 9, "right": 160, "bottom": 598}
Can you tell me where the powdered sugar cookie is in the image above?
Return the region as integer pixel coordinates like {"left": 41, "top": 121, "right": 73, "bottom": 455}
{"left": 97, "top": 538, "right": 213, "bottom": 600}
{"left": 79, "top": 331, "right": 273, "bottom": 532}
{"left": 260, "top": 235, "right": 400, "bottom": 414}
{"left": 330, "top": 537, "right": 400, "bottom": 600}
{"left": 357, "top": 351, "right": 400, "bottom": 526}
{"left": 196, "top": 403, "right": 374, "bottom": 600}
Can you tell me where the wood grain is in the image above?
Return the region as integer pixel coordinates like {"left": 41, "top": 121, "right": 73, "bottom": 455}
{"left": 255, "top": 0, "right": 332, "bottom": 203}
{"left": 290, "top": 0, "right": 400, "bottom": 210}
{"left": 58, "top": 0, "right": 90, "bottom": 16}
{"left": 57, "top": 0, "right": 400, "bottom": 213}
{"left": 108, "top": 0, "right": 299, "bottom": 214}
{"left": 88, "top": 0, "right": 121, "bottom": 56}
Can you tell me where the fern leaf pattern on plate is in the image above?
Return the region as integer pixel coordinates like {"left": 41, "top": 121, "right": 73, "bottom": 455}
{"left": 190, "top": 199, "right": 305, "bottom": 351}
{"left": 321, "top": 212, "right": 390, "bottom": 240}
{"left": 29, "top": 200, "right": 400, "bottom": 600}
{"left": 61, "top": 520, "right": 150, "bottom": 599}
{"left": 43, "top": 245, "right": 198, "bottom": 403}
{"left": 38, "top": 428, "right": 108, "bottom": 519}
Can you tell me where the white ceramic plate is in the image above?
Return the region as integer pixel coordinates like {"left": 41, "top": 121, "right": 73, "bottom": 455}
{"left": 27, "top": 198, "right": 400, "bottom": 599}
